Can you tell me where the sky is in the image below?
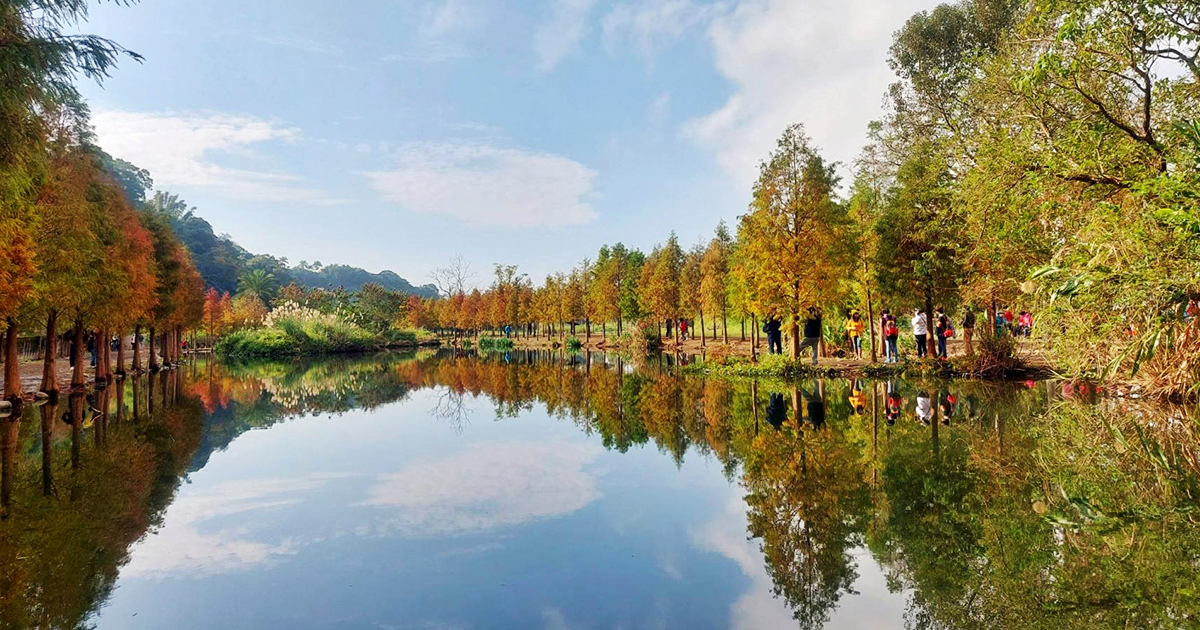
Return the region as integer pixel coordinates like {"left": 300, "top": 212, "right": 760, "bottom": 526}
{"left": 79, "top": 0, "right": 941, "bottom": 288}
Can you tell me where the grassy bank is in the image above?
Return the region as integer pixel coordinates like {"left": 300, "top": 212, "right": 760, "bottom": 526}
{"left": 214, "top": 303, "right": 437, "bottom": 358}
{"left": 681, "top": 351, "right": 1052, "bottom": 381}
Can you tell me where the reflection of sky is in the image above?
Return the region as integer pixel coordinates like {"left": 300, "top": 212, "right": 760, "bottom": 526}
{"left": 95, "top": 387, "right": 905, "bottom": 630}
{"left": 692, "top": 496, "right": 908, "bottom": 630}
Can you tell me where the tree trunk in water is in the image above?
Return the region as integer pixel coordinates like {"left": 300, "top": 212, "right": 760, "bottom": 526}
{"left": 148, "top": 327, "right": 159, "bottom": 371}
{"left": 71, "top": 320, "right": 85, "bottom": 388}
{"left": 0, "top": 416, "right": 18, "bottom": 519}
{"left": 2, "top": 318, "right": 20, "bottom": 403}
{"left": 132, "top": 325, "right": 142, "bottom": 373}
{"left": 40, "top": 400, "right": 55, "bottom": 496}
{"left": 116, "top": 331, "right": 126, "bottom": 377}
{"left": 41, "top": 310, "right": 58, "bottom": 395}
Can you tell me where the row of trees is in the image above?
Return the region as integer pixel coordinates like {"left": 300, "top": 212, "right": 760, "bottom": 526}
{"left": 406, "top": 0, "right": 1200, "bottom": 391}
{"left": 0, "top": 1, "right": 206, "bottom": 402}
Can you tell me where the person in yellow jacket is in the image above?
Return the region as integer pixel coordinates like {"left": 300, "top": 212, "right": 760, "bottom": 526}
{"left": 845, "top": 310, "right": 865, "bottom": 359}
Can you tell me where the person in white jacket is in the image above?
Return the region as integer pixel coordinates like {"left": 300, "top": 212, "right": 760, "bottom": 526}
{"left": 911, "top": 310, "right": 929, "bottom": 358}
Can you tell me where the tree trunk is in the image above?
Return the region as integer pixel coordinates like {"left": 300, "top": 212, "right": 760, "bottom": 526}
{"left": 722, "top": 312, "right": 728, "bottom": 345}
{"left": 132, "top": 325, "right": 142, "bottom": 373}
{"left": 2, "top": 318, "right": 19, "bottom": 403}
{"left": 865, "top": 261, "right": 877, "bottom": 363}
{"left": 148, "top": 326, "right": 159, "bottom": 371}
{"left": 116, "top": 330, "right": 126, "bottom": 377}
{"left": 788, "top": 317, "right": 800, "bottom": 360}
{"left": 71, "top": 320, "right": 85, "bottom": 388}
{"left": 699, "top": 310, "right": 706, "bottom": 348}
{"left": 924, "top": 291, "right": 936, "bottom": 356}
{"left": 41, "top": 310, "right": 58, "bottom": 395}
{"left": 751, "top": 315, "right": 758, "bottom": 362}
{"left": 94, "top": 328, "right": 105, "bottom": 385}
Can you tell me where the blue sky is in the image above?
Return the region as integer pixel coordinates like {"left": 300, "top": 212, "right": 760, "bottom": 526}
{"left": 80, "top": 0, "right": 939, "bottom": 287}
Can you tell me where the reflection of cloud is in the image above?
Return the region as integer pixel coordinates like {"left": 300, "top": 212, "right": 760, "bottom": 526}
{"left": 362, "top": 441, "right": 602, "bottom": 534}
{"left": 692, "top": 494, "right": 907, "bottom": 629}
{"left": 122, "top": 475, "right": 344, "bottom": 579}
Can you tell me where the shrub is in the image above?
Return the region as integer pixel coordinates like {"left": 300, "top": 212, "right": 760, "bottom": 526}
{"left": 215, "top": 300, "right": 378, "bottom": 358}
{"left": 566, "top": 336, "right": 583, "bottom": 351}
{"left": 479, "top": 337, "right": 514, "bottom": 351}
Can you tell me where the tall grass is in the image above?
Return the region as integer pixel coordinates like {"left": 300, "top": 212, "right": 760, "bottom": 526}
{"left": 215, "top": 301, "right": 377, "bottom": 358}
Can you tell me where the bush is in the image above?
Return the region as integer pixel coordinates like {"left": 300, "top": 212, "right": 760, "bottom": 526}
{"left": 215, "top": 301, "right": 378, "bottom": 358}
{"left": 479, "top": 336, "right": 514, "bottom": 351}
{"left": 625, "top": 321, "right": 661, "bottom": 354}
{"left": 566, "top": 336, "right": 583, "bottom": 351}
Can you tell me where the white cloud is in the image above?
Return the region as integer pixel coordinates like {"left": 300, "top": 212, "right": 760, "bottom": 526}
{"left": 534, "top": 0, "right": 597, "bottom": 71}
{"left": 364, "top": 141, "right": 598, "bottom": 228}
{"left": 601, "top": 0, "right": 723, "bottom": 58}
{"left": 253, "top": 34, "right": 344, "bottom": 56}
{"left": 683, "top": 0, "right": 938, "bottom": 189}
{"left": 91, "top": 110, "right": 342, "bottom": 205}
{"left": 362, "top": 440, "right": 602, "bottom": 534}
{"left": 649, "top": 91, "right": 672, "bottom": 119}
{"left": 421, "top": 0, "right": 480, "bottom": 38}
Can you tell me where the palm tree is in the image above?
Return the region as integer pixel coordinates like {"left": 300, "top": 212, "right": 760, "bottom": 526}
{"left": 237, "top": 269, "right": 278, "bottom": 302}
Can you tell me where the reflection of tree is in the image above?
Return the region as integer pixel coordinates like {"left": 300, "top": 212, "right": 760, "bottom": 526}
{"left": 742, "top": 403, "right": 872, "bottom": 629}
{"left": 432, "top": 389, "right": 473, "bottom": 433}
{"left": 102, "top": 351, "right": 1200, "bottom": 630}
{"left": 0, "top": 372, "right": 205, "bottom": 629}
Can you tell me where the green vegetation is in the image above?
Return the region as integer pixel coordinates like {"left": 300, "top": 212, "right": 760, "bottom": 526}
{"left": 214, "top": 302, "right": 378, "bottom": 357}
{"left": 141, "top": 191, "right": 436, "bottom": 298}
{"left": 478, "top": 336, "right": 514, "bottom": 351}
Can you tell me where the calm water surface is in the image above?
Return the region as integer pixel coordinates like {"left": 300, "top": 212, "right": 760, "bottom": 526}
{"left": 1, "top": 350, "right": 1197, "bottom": 629}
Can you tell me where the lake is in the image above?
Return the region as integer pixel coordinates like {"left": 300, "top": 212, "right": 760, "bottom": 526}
{"left": 1, "top": 350, "right": 1196, "bottom": 629}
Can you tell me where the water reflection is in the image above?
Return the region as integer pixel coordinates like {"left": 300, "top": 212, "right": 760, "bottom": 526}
{"left": 0, "top": 350, "right": 1196, "bottom": 629}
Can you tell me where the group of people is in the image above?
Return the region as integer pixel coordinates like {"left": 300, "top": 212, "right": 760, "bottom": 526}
{"left": 992, "top": 307, "right": 1033, "bottom": 337}
{"left": 761, "top": 303, "right": 1040, "bottom": 365}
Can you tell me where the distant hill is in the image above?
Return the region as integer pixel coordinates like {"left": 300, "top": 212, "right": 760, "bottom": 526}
{"left": 148, "top": 194, "right": 435, "bottom": 298}
{"left": 99, "top": 155, "right": 436, "bottom": 299}
{"left": 290, "top": 264, "right": 437, "bottom": 296}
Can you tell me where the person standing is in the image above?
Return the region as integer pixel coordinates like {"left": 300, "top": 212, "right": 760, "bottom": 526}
{"left": 961, "top": 307, "right": 976, "bottom": 355}
{"left": 763, "top": 316, "right": 783, "bottom": 355}
{"left": 797, "top": 307, "right": 822, "bottom": 366}
{"left": 934, "top": 306, "right": 950, "bottom": 359}
{"left": 911, "top": 309, "right": 929, "bottom": 359}
{"left": 680, "top": 319, "right": 689, "bottom": 341}
{"left": 845, "top": 310, "right": 865, "bottom": 360}
{"left": 884, "top": 314, "right": 900, "bottom": 363}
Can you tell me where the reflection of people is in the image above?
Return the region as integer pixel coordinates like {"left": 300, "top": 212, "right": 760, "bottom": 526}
{"left": 938, "top": 390, "right": 957, "bottom": 425}
{"left": 886, "top": 382, "right": 902, "bottom": 425}
{"left": 848, "top": 380, "right": 866, "bottom": 415}
{"left": 916, "top": 390, "right": 933, "bottom": 425}
{"left": 802, "top": 382, "right": 825, "bottom": 429}
{"left": 765, "top": 392, "right": 787, "bottom": 429}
